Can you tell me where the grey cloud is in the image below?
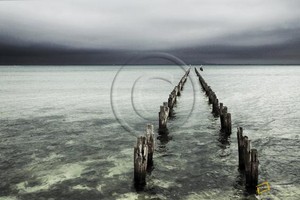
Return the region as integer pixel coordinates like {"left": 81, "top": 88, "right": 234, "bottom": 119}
{"left": 0, "top": 0, "right": 299, "bottom": 64}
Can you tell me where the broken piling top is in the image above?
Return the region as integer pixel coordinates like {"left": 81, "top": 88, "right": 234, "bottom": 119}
{"left": 145, "top": 124, "right": 155, "bottom": 168}
{"left": 135, "top": 136, "right": 148, "bottom": 158}
{"left": 163, "top": 102, "right": 168, "bottom": 108}
{"left": 159, "top": 103, "right": 169, "bottom": 130}
{"left": 134, "top": 136, "right": 148, "bottom": 186}
{"left": 226, "top": 113, "right": 232, "bottom": 134}
{"left": 145, "top": 124, "right": 154, "bottom": 153}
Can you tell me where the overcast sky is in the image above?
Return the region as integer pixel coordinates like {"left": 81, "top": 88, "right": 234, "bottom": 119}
{"left": 0, "top": 0, "right": 300, "bottom": 64}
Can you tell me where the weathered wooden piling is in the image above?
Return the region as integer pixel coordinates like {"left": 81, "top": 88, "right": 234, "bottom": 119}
{"left": 219, "top": 103, "right": 223, "bottom": 114}
{"left": 243, "top": 136, "right": 251, "bottom": 173}
{"left": 174, "top": 86, "right": 178, "bottom": 96}
{"left": 159, "top": 103, "right": 169, "bottom": 130}
{"left": 226, "top": 113, "right": 232, "bottom": 134}
{"left": 134, "top": 124, "right": 156, "bottom": 187}
{"left": 145, "top": 124, "right": 154, "bottom": 168}
{"left": 195, "top": 68, "right": 200, "bottom": 76}
{"left": 237, "top": 127, "right": 244, "bottom": 169}
{"left": 163, "top": 102, "right": 169, "bottom": 112}
{"left": 219, "top": 105, "right": 232, "bottom": 135}
{"left": 249, "top": 149, "right": 259, "bottom": 187}
{"left": 178, "top": 82, "right": 182, "bottom": 94}
{"left": 220, "top": 106, "right": 227, "bottom": 130}
{"left": 134, "top": 136, "right": 148, "bottom": 186}
{"left": 212, "top": 98, "right": 220, "bottom": 116}
{"left": 236, "top": 127, "right": 259, "bottom": 189}
{"left": 187, "top": 68, "right": 190, "bottom": 76}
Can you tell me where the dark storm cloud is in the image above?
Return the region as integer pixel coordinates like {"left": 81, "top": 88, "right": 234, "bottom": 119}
{"left": 0, "top": 0, "right": 300, "bottom": 64}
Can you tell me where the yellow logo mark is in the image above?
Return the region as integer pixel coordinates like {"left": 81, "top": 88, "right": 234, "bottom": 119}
{"left": 256, "top": 181, "right": 271, "bottom": 195}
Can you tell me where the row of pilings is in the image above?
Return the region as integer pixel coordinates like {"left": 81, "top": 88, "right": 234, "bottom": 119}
{"left": 159, "top": 68, "right": 190, "bottom": 133}
{"left": 195, "top": 67, "right": 231, "bottom": 135}
{"left": 194, "top": 67, "right": 259, "bottom": 190}
{"left": 134, "top": 68, "right": 190, "bottom": 189}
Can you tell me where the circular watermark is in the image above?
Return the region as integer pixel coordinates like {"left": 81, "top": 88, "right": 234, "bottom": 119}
{"left": 110, "top": 52, "right": 196, "bottom": 136}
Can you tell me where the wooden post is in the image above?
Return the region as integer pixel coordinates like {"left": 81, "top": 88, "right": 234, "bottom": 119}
{"left": 171, "top": 90, "right": 177, "bottom": 103}
{"left": 168, "top": 94, "right": 173, "bottom": 109}
{"left": 226, "top": 113, "right": 232, "bottom": 135}
{"left": 134, "top": 136, "right": 148, "bottom": 187}
{"left": 243, "top": 136, "right": 251, "bottom": 185}
{"left": 176, "top": 85, "right": 181, "bottom": 96}
{"left": 163, "top": 102, "right": 169, "bottom": 116}
{"left": 167, "top": 94, "right": 175, "bottom": 117}
{"left": 220, "top": 106, "right": 227, "bottom": 131}
{"left": 187, "top": 68, "right": 190, "bottom": 75}
{"left": 177, "top": 82, "right": 182, "bottom": 93}
{"left": 250, "top": 149, "right": 259, "bottom": 187}
{"left": 195, "top": 68, "right": 199, "bottom": 76}
{"left": 174, "top": 86, "right": 179, "bottom": 96}
{"left": 212, "top": 98, "right": 219, "bottom": 116}
{"left": 145, "top": 124, "right": 154, "bottom": 168}
{"left": 219, "top": 103, "right": 223, "bottom": 114}
{"left": 159, "top": 106, "right": 167, "bottom": 130}
{"left": 237, "top": 127, "right": 244, "bottom": 169}
{"left": 206, "top": 86, "right": 211, "bottom": 96}
{"left": 209, "top": 91, "right": 216, "bottom": 105}
{"left": 183, "top": 76, "right": 187, "bottom": 84}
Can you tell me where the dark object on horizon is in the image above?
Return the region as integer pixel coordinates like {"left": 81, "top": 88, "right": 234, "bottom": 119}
{"left": 200, "top": 66, "right": 203, "bottom": 71}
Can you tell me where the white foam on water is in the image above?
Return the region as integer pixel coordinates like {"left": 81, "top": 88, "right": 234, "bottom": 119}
{"left": 114, "top": 192, "right": 139, "bottom": 200}
{"left": 72, "top": 185, "right": 92, "bottom": 191}
{"left": 0, "top": 197, "right": 18, "bottom": 200}
{"left": 96, "top": 184, "right": 106, "bottom": 193}
{"left": 17, "top": 163, "right": 86, "bottom": 194}
{"left": 185, "top": 190, "right": 234, "bottom": 200}
{"left": 104, "top": 148, "right": 132, "bottom": 178}
{"left": 65, "top": 140, "right": 76, "bottom": 145}
{"left": 266, "top": 184, "right": 300, "bottom": 200}
{"left": 152, "top": 178, "right": 182, "bottom": 189}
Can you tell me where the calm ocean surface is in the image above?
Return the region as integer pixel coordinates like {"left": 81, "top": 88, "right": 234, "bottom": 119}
{"left": 0, "top": 65, "right": 299, "bottom": 200}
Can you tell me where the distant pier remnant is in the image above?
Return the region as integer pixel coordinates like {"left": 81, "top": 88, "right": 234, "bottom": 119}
{"left": 159, "top": 68, "right": 191, "bottom": 133}
{"left": 134, "top": 124, "right": 155, "bottom": 188}
{"left": 194, "top": 67, "right": 232, "bottom": 134}
{"left": 237, "top": 127, "right": 259, "bottom": 189}
{"left": 194, "top": 68, "right": 260, "bottom": 192}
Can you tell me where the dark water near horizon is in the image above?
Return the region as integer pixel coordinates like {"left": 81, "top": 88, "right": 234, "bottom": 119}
{"left": 0, "top": 65, "right": 299, "bottom": 200}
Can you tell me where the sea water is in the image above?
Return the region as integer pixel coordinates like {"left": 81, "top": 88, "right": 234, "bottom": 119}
{"left": 0, "top": 65, "right": 299, "bottom": 200}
